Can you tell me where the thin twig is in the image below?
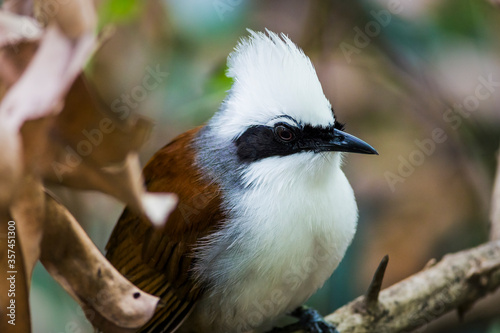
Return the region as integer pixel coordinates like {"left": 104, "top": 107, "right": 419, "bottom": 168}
{"left": 490, "top": 148, "right": 500, "bottom": 241}
{"left": 364, "top": 255, "right": 389, "bottom": 311}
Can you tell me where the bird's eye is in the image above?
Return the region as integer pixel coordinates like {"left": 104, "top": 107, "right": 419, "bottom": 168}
{"left": 275, "top": 125, "right": 295, "bottom": 142}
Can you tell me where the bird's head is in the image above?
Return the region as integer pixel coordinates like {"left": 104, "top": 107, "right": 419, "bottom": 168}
{"left": 197, "top": 30, "right": 377, "bottom": 187}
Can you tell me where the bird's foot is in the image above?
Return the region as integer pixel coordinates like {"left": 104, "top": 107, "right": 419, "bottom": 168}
{"left": 291, "top": 305, "right": 339, "bottom": 333}
{"left": 266, "top": 306, "right": 339, "bottom": 333}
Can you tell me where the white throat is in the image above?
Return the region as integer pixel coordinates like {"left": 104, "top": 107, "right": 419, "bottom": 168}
{"left": 190, "top": 151, "right": 358, "bottom": 332}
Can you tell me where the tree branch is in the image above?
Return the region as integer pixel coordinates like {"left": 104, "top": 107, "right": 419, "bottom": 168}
{"left": 326, "top": 241, "right": 500, "bottom": 332}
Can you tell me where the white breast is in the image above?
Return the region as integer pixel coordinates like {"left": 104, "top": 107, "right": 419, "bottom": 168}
{"left": 189, "top": 152, "right": 358, "bottom": 333}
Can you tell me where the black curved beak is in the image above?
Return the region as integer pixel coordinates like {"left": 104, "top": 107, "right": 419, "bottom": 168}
{"left": 322, "top": 129, "right": 378, "bottom": 155}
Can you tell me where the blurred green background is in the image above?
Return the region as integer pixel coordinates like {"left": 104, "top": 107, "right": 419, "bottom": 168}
{"left": 32, "top": 0, "right": 500, "bottom": 332}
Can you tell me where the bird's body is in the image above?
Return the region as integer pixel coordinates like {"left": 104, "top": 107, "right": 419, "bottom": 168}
{"left": 106, "top": 30, "right": 376, "bottom": 333}
{"left": 187, "top": 126, "right": 358, "bottom": 332}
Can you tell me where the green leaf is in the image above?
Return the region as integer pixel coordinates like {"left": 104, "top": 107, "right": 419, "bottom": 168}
{"left": 97, "top": 0, "right": 143, "bottom": 29}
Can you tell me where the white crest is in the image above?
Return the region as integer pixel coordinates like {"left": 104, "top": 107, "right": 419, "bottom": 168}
{"left": 210, "top": 29, "right": 335, "bottom": 140}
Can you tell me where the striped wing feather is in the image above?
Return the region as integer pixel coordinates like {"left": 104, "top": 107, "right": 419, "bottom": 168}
{"left": 106, "top": 127, "right": 224, "bottom": 332}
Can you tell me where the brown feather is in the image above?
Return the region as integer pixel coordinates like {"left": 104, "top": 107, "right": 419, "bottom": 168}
{"left": 106, "top": 127, "right": 225, "bottom": 332}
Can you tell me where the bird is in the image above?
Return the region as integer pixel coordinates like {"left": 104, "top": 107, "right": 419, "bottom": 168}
{"left": 105, "top": 29, "right": 377, "bottom": 333}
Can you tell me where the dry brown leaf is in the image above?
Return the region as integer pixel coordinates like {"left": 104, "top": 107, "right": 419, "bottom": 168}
{"left": 2, "top": 0, "right": 34, "bottom": 16}
{"left": 0, "top": 212, "right": 32, "bottom": 333}
{"left": 0, "top": 127, "right": 22, "bottom": 209}
{"left": 0, "top": 22, "right": 95, "bottom": 130}
{"left": 0, "top": 11, "right": 95, "bottom": 217}
{"left": 0, "top": 4, "right": 175, "bottom": 333}
{"left": 51, "top": 76, "right": 152, "bottom": 167}
{"left": 50, "top": 0, "right": 97, "bottom": 38}
{"left": 0, "top": 40, "right": 39, "bottom": 90}
{"left": 0, "top": 13, "right": 40, "bottom": 210}
{"left": 40, "top": 192, "right": 160, "bottom": 331}
{"left": 0, "top": 11, "right": 42, "bottom": 48}
{"left": 1, "top": 34, "right": 176, "bottom": 226}
{"left": 8, "top": 175, "right": 45, "bottom": 281}
{"left": 35, "top": 76, "right": 177, "bottom": 226}
{"left": 141, "top": 192, "right": 179, "bottom": 228}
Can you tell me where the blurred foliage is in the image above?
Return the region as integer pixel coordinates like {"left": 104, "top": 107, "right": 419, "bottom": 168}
{"left": 97, "top": 0, "right": 144, "bottom": 29}
{"left": 29, "top": 0, "right": 500, "bottom": 332}
{"left": 435, "top": 0, "right": 491, "bottom": 40}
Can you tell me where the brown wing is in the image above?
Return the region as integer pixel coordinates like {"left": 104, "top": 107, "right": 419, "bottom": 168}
{"left": 106, "top": 127, "right": 224, "bottom": 332}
